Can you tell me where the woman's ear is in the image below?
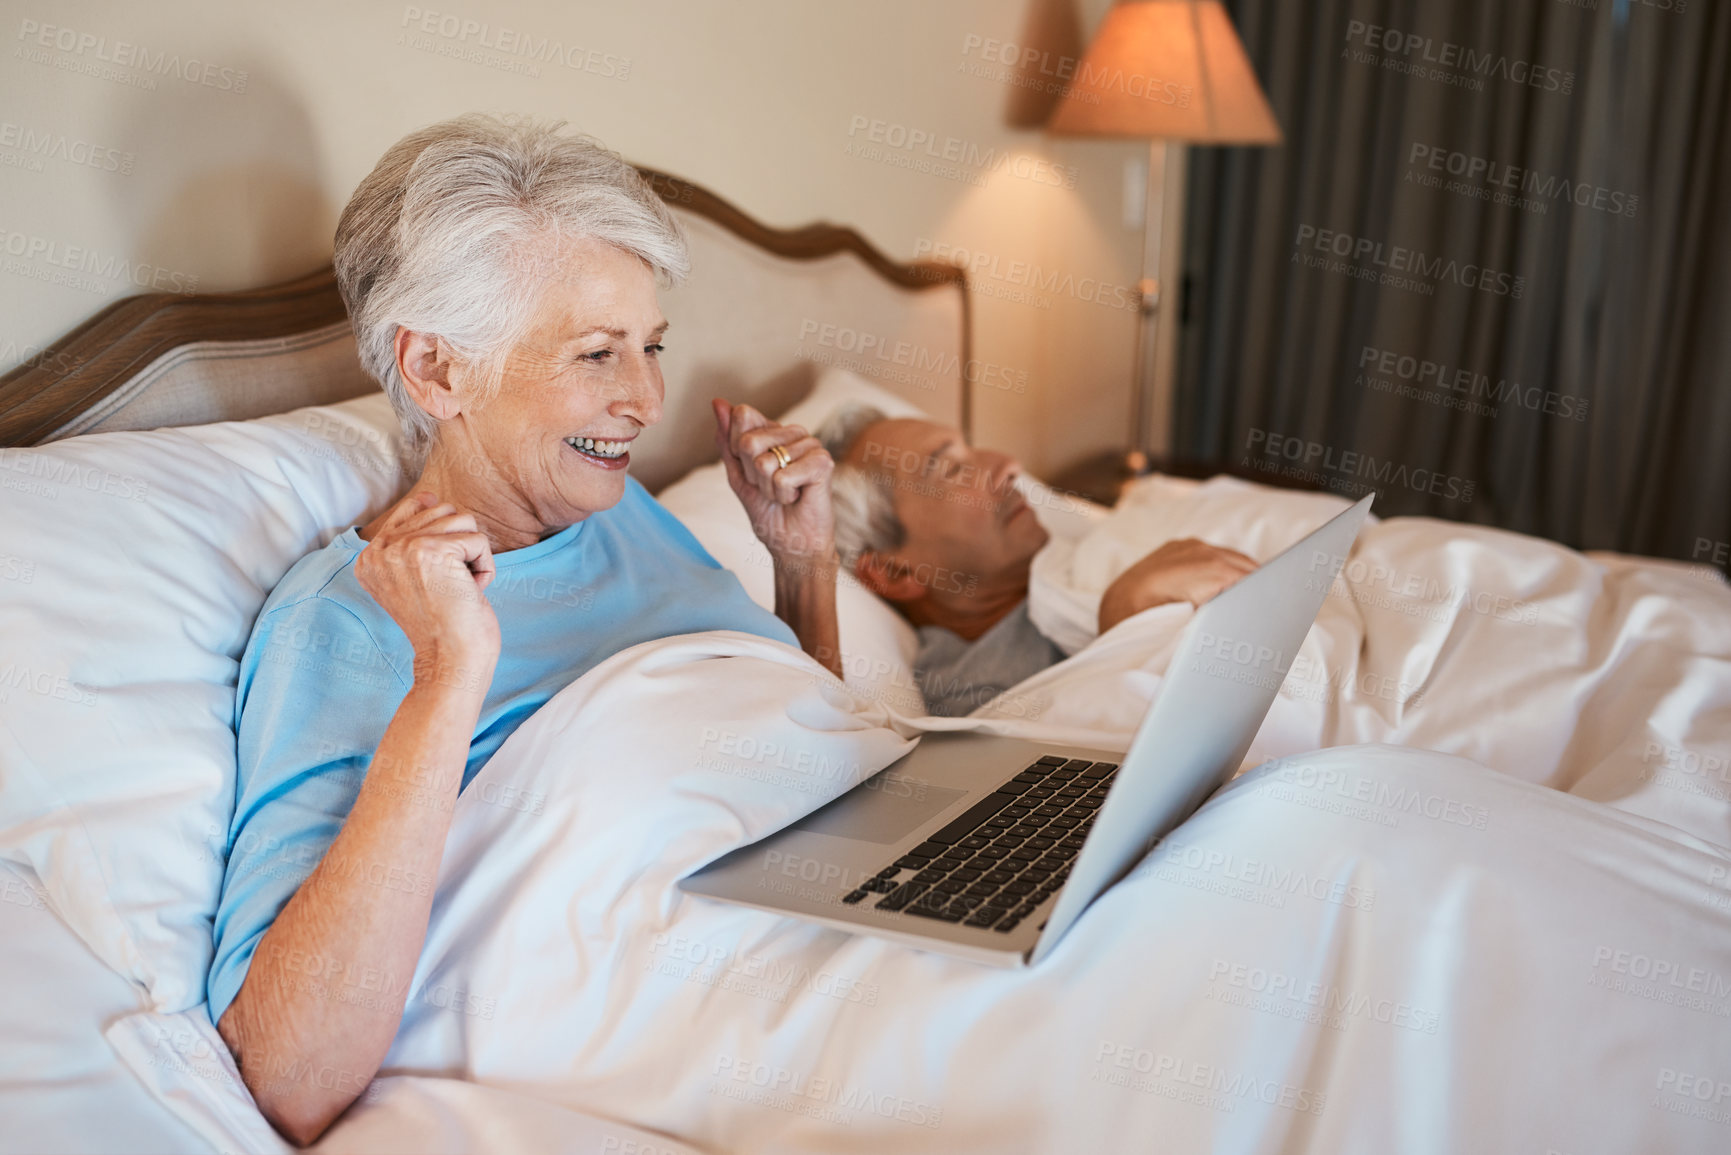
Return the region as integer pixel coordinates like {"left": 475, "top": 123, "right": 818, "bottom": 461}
{"left": 854, "top": 552, "right": 925, "bottom": 604}
{"left": 395, "top": 328, "right": 464, "bottom": 423}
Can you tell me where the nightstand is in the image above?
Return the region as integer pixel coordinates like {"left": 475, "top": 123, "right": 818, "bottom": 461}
{"left": 1047, "top": 450, "right": 1138, "bottom": 509}
{"left": 1049, "top": 450, "right": 1334, "bottom": 510}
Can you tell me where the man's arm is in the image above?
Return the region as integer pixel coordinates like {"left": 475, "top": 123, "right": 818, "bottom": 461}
{"left": 1097, "top": 538, "right": 1258, "bottom": 635}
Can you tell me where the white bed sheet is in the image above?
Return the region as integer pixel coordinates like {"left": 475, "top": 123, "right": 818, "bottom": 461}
{"left": 0, "top": 860, "right": 215, "bottom": 1155}
{"left": 108, "top": 630, "right": 1731, "bottom": 1155}
{"left": 2, "top": 849, "right": 709, "bottom": 1155}
{"left": 1024, "top": 472, "right": 1731, "bottom": 850}
{"left": 11, "top": 417, "right": 1731, "bottom": 1154}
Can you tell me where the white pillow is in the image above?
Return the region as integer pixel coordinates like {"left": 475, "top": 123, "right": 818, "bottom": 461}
{"left": 1076, "top": 473, "right": 1364, "bottom": 584}
{"left": 774, "top": 365, "right": 933, "bottom": 434}
{"left": 1029, "top": 473, "right": 1365, "bottom": 654}
{"left": 0, "top": 393, "right": 409, "bottom": 1011}
{"left": 657, "top": 368, "right": 928, "bottom": 714}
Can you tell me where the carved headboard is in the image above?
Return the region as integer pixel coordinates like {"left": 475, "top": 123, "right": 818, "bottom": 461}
{"left": 0, "top": 170, "right": 970, "bottom": 494}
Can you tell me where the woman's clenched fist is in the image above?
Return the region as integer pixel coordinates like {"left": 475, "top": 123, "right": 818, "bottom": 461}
{"left": 355, "top": 490, "right": 501, "bottom": 689}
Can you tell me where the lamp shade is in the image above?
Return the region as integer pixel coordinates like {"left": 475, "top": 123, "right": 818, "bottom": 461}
{"left": 1047, "top": 0, "right": 1281, "bottom": 144}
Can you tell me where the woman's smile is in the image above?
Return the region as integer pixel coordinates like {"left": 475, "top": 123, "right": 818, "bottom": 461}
{"left": 563, "top": 433, "right": 635, "bottom": 470}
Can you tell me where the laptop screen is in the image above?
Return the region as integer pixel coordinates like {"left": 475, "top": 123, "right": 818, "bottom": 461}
{"left": 1029, "top": 494, "right": 1374, "bottom": 965}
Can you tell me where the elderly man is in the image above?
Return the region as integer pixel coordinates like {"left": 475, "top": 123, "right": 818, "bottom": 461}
{"left": 819, "top": 405, "right": 1257, "bottom": 716}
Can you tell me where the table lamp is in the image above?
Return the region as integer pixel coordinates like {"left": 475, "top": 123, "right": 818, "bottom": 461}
{"left": 1047, "top": 0, "right": 1280, "bottom": 478}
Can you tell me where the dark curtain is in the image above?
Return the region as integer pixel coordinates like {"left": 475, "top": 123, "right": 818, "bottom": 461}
{"left": 1175, "top": 0, "right": 1731, "bottom": 564}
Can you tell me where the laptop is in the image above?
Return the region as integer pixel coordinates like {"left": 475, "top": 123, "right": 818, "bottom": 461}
{"left": 680, "top": 493, "right": 1374, "bottom": 967}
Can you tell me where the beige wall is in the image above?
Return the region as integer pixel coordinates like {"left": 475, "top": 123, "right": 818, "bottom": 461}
{"left": 0, "top": 0, "right": 1149, "bottom": 477}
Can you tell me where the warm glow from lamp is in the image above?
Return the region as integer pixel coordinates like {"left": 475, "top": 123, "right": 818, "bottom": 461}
{"left": 1043, "top": 0, "right": 1280, "bottom": 484}
{"left": 1047, "top": 0, "right": 1280, "bottom": 144}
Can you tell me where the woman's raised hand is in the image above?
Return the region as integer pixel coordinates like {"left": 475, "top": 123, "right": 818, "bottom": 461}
{"left": 711, "top": 399, "right": 837, "bottom": 566}
{"left": 354, "top": 490, "right": 501, "bottom": 683}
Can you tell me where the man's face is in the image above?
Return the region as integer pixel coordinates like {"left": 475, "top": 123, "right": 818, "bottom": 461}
{"left": 846, "top": 418, "right": 1050, "bottom": 592}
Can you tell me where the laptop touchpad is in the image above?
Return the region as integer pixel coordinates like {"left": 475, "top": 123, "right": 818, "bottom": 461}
{"left": 790, "top": 777, "right": 969, "bottom": 844}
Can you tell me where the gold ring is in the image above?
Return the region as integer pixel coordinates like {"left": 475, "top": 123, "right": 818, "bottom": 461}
{"left": 771, "top": 444, "right": 792, "bottom": 469}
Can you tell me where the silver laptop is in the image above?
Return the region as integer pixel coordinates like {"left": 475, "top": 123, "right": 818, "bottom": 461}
{"left": 680, "top": 494, "right": 1374, "bottom": 967}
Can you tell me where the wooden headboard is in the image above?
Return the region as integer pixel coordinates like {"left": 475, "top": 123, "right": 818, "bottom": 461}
{"left": 0, "top": 169, "right": 971, "bottom": 494}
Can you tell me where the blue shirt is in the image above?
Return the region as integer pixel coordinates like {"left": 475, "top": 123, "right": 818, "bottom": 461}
{"left": 207, "top": 477, "right": 795, "bottom": 1023}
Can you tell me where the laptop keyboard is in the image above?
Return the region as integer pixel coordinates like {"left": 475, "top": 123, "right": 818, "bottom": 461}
{"left": 841, "top": 755, "right": 1118, "bottom": 935}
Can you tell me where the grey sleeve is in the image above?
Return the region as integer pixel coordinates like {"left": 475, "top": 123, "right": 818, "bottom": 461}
{"left": 912, "top": 601, "right": 1065, "bottom": 717}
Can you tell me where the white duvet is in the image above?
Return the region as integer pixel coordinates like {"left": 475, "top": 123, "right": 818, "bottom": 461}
{"left": 107, "top": 471, "right": 1731, "bottom": 1154}
{"left": 359, "top": 632, "right": 1731, "bottom": 1154}
{"left": 120, "top": 626, "right": 1731, "bottom": 1153}
{"left": 1019, "top": 473, "right": 1731, "bottom": 851}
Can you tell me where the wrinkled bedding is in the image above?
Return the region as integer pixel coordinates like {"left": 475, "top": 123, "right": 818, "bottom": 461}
{"left": 114, "top": 627, "right": 1731, "bottom": 1154}
{"left": 1021, "top": 474, "right": 1731, "bottom": 850}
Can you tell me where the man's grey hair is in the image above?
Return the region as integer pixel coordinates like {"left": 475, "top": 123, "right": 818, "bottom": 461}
{"left": 333, "top": 113, "right": 690, "bottom": 452}
{"left": 818, "top": 402, "right": 905, "bottom": 568}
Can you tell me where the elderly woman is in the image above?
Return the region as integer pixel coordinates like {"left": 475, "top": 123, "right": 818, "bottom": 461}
{"left": 208, "top": 115, "right": 841, "bottom": 1143}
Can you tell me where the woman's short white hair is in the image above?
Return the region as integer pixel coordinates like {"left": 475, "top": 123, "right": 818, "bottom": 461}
{"left": 333, "top": 113, "right": 690, "bottom": 452}
{"left": 818, "top": 403, "right": 906, "bottom": 567}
